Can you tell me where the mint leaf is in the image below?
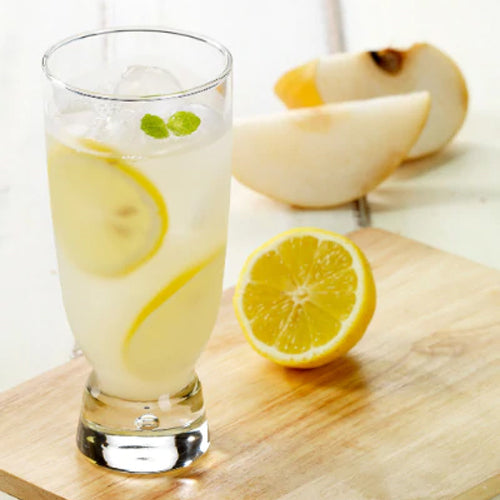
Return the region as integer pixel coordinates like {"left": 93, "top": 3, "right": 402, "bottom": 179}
{"left": 141, "top": 114, "right": 169, "bottom": 139}
{"left": 167, "top": 111, "right": 201, "bottom": 136}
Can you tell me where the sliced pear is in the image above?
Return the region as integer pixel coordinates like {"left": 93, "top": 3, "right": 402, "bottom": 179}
{"left": 275, "top": 43, "right": 468, "bottom": 159}
{"left": 232, "top": 92, "right": 430, "bottom": 208}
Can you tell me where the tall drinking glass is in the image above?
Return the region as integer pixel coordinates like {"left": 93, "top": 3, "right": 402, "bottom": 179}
{"left": 42, "top": 28, "right": 232, "bottom": 473}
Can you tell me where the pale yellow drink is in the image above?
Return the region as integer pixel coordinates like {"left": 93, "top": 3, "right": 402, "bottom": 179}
{"left": 43, "top": 27, "right": 232, "bottom": 473}
{"left": 47, "top": 113, "right": 231, "bottom": 401}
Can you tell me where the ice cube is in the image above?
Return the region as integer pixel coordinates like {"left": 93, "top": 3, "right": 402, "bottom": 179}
{"left": 82, "top": 102, "right": 175, "bottom": 157}
{"left": 115, "top": 65, "right": 182, "bottom": 97}
{"left": 49, "top": 59, "right": 225, "bottom": 158}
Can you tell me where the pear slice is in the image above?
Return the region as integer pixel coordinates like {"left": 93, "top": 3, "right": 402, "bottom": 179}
{"left": 232, "top": 92, "right": 430, "bottom": 208}
{"left": 275, "top": 43, "right": 468, "bottom": 159}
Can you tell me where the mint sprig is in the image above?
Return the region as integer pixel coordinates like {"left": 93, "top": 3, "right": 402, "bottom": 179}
{"left": 141, "top": 114, "right": 169, "bottom": 139}
{"left": 167, "top": 111, "right": 201, "bottom": 136}
{"left": 140, "top": 111, "right": 201, "bottom": 139}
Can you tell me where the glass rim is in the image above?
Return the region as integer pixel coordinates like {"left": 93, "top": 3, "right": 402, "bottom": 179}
{"left": 41, "top": 26, "right": 233, "bottom": 102}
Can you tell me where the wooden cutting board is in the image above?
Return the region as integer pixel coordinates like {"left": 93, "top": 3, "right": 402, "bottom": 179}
{"left": 1, "top": 228, "right": 499, "bottom": 500}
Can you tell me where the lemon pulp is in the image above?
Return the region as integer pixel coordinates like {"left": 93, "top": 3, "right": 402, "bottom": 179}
{"left": 233, "top": 228, "right": 376, "bottom": 367}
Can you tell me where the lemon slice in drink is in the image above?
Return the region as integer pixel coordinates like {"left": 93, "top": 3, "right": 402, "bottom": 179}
{"left": 233, "top": 228, "right": 376, "bottom": 367}
{"left": 47, "top": 139, "right": 167, "bottom": 277}
{"left": 123, "top": 248, "right": 225, "bottom": 380}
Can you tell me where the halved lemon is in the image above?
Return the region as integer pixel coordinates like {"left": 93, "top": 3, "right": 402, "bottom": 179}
{"left": 47, "top": 139, "right": 167, "bottom": 277}
{"left": 123, "top": 248, "right": 225, "bottom": 380}
{"left": 233, "top": 228, "right": 376, "bottom": 367}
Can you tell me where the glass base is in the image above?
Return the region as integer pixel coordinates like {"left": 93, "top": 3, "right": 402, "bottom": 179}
{"left": 76, "top": 372, "right": 209, "bottom": 473}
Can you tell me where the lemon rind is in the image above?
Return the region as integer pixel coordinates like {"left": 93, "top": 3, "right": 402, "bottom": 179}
{"left": 123, "top": 246, "right": 226, "bottom": 365}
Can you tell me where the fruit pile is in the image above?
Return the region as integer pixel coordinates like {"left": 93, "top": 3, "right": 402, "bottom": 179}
{"left": 232, "top": 43, "right": 468, "bottom": 366}
{"left": 232, "top": 43, "right": 468, "bottom": 207}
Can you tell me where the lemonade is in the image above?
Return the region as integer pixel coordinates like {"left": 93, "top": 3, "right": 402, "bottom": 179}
{"left": 43, "top": 27, "right": 232, "bottom": 472}
{"left": 47, "top": 108, "right": 231, "bottom": 401}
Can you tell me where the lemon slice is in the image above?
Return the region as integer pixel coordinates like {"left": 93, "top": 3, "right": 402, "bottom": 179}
{"left": 124, "top": 248, "right": 225, "bottom": 380}
{"left": 233, "top": 228, "right": 376, "bottom": 367}
{"left": 47, "top": 139, "right": 167, "bottom": 277}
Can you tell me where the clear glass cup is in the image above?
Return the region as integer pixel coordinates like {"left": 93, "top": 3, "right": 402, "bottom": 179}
{"left": 42, "top": 27, "right": 232, "bottom": 473}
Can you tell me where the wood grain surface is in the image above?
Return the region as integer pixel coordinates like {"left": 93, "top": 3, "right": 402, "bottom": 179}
{"left": 0, "top": 228, "right": 499, "bottom": 500}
